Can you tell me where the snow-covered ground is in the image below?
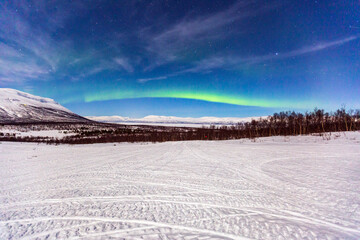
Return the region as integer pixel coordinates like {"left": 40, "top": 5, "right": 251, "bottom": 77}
{"left": 0, "top": 129, "right": 76, "bottom": 138}
{"left": 87, "top": 115, "right": 261, "bottom": 127}
{"left": 1, "top": 132, "right": 360, "bottom": 239}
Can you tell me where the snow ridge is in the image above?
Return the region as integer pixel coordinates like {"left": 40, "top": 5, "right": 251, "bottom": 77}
{"left": 87, "top": 115, "right": 261, "bottom": 126}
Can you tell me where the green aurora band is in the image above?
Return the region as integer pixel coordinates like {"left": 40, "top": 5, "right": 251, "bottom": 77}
{"left": 81, "top": 89, "right": 314, "bottom": 109}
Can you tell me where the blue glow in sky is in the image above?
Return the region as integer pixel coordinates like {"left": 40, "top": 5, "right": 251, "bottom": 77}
{"left": 0, "top": 0, "right": 359, "bottom": 117}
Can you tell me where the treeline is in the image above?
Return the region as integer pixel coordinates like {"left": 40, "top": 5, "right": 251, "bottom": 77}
{"left": 232, "top": 107, "right": 360, "bottom": 138}
{"left": 1, "top": 108, "right": 359, "bottom": 144}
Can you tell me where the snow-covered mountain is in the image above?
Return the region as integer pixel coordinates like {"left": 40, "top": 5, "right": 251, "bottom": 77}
{"left": 0, "top": 88, "right": 90, "bottom": 123}
{"left": 87, "top": 115, "right": 261, "bottom": 127}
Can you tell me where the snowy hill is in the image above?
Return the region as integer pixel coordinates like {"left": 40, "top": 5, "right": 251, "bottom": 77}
{"left": 87, "top": 115, "right": 261, "bottom": 127}
{"left": 0, "top": 88, "right": 90, "bottom": 123}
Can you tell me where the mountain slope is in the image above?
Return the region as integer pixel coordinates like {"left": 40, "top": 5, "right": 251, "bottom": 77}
{"left": 0, "top": 88, "right": 90, "bottom": 123}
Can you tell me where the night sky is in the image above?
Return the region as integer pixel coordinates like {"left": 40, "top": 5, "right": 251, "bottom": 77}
{"left": 1, "top": 0, "right": 359, "bottom": 117}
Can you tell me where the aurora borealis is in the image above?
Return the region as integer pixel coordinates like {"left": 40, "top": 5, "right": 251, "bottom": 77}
{"left": 1, "top": 1, "right": 359, "bottom": 117}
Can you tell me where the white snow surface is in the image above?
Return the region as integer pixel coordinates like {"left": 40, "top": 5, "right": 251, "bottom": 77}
{"left": 0, "top": 129, "right": 76, "bottom": 138}
{"left": 1, "top": 132, "right": 360, "bottom": 239}
{"left": 0, "top": 88, "right": 72, "bottom": 118}
{"left": 87, "top": 115, "right": 261, "bottom": 127}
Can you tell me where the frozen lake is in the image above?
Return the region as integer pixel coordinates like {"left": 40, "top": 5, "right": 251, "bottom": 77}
{"left": 1, "top": 132, "right": 360, "bottom": 239}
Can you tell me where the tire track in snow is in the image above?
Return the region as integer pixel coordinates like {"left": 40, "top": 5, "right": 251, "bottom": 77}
{"left": 1, "top": 217, "right": 251, "bottom": 240}
{"left": 1, "top": 134, "right": 360, "bottom": 239}
{"left": 2, "top": 197, "right": 359, "bottom": 236}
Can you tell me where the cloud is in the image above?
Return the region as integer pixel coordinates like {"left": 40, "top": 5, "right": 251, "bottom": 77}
{"left": 0, "top": 1, "right": 71, "bottom": 70}
{"left": 180, "top": 35, "right": 360, "bottom": 74}
{"left": 0, "top": 36, "right": 51, "bottom": 83}
{"left": 0, "top": 0, "right": 92, "bottom": 82}
{"left": 0, "top": 58, "right": 50, "bottom": 83}
{"left": 70, "top": 62, "right": 115, "bottom": 81}
{"left": 0, "top": 42, "right": 23, "bottom": 58}
{"left": 0, "top": 1, "right": 136, "bottom": 83}
{"left": 242, "top": 35, "right": 360, "bottom": 64}
{"left": 1, "top": 1, "right": 356, "bottom": 86}
{"left": 137, "top": 76, "right": 168, "bottom": 83}
{"left": 114, "top": 57, "right": 134, "bottom": 73}
{"left": 143, "top": 0, "right": 279, "bottom": 69}
{"left": 181, "top": 57, "right": 227, "bottom": 74}
{"left": 0, "top": 1, "right": 71, "bottom": 82}
{"left": 153, "top": 1, "right": 264, "bottom": 41}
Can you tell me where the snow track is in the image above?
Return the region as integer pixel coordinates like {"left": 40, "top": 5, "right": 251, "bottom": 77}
{"left": 1, "top": 132, "right": 360, "bottom": 239}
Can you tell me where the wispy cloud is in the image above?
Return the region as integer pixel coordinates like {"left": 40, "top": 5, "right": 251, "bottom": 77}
{"left": 143, "top": 0, "right": 279, "bottom": 69}
{"left": 0, "top": 1, "right": 70, "bottom": 82}
{"left": 0, "top": 2, "right": 69, "bottom": 68}
{"left": 0, "top": 42, "right": 23, "bottom": 58}
{"left": 180, "top": 35, "right": 360, "bottom": 74}
{"left": 0, "top": 0, "right": 97, "bottom": 83}
{"left": 137, "top": 76, "right": 168, "bottom": 83}
{"left": 114, "top": 57, "right": 134, "bottom": 73}
{"left": 1, "top": 0, "right": 357, "bottom": 88}
{"left": 181, "top": 57, "right": 227, "bottom": 74}
{"left": 153, "top": 0, "right": 267, "bottom": 40}
{"left": 133, "top": 36, "right": 359, "bottom": 82}
{"left": 70, "top": 61, "right": 115, "bottom": 81}
{"left": 242, "top": 35, "right": 360, "bottom": 64}
{"left": 0, "top": 58, "right": 50, "bottom": 83}
{"left": 0, "top": 37, "right": 51, "bottom": 83}
{"left": 0, "top": 1, "right": 134, "bottom": 83}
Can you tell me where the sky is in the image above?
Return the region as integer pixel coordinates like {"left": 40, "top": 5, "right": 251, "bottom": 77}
{"left": 0, "top": 0, "right": 359, "bottom": 117}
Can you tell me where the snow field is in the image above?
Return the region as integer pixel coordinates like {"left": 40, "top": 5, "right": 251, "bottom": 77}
{"left": 0, "top": 132, "right": 360, "bottom": 239}
{"left": 86, "top": 115, "right": 261, "bottom": 127}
